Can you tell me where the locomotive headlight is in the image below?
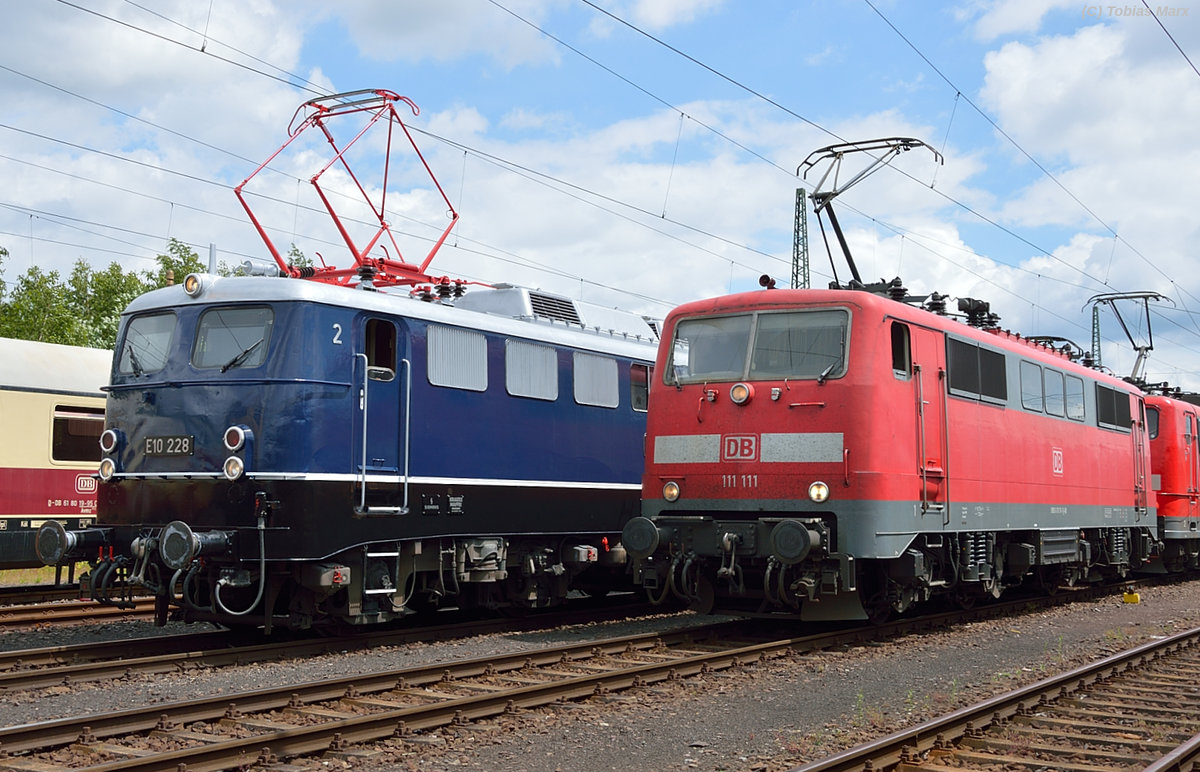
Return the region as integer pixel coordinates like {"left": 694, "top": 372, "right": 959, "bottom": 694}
{"left": 183, "top": 273, "right": 205, "bottom": 297}
{"left": 223, "top": 456, "right": 245, "bottom": 480}
{"left": 663, "top": 481, "right": 681, "bottom": 502}
{"left": 808, "top": 481, "right": 830, "bottom": 503}
{"left": 729, "top": 382, "right": 753, "bottom": 405}
{"left": 99, "top": 428, "right": 120, "bottom": 454}
{"left": 223, "top": 425, "right": 247, "bottom": 452}
{"left": 98, "top": 457, "right": 117, "bottom": 481}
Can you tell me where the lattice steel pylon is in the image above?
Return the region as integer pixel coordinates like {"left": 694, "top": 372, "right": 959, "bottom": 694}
{"left": 793, "top": 187, "right": 809, "bottom": 289}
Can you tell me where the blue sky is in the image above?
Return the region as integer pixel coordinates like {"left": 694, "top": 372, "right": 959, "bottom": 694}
{"left": 2, "top": 1, "right": 1200, "bottom": 386}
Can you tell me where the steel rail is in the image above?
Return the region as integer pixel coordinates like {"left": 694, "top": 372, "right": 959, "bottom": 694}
{"left": 790, "top": 624, "right": 1200, "bottom": 771}
{"left": 0, "top": 581, "right": 1154, "bottom": 768}
{"left": 0, "top": 600, "right": 663, "bottom": 691}
{"left": 0, "top": 598, "right": 155, "bottom": 627}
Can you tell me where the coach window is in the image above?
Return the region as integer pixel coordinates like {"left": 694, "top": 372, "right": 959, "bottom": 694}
{"left": 194, "top": 306, "right": 274, "bottom": 370}
{"left": 1044, "top": 369, "right": 1065, "bottom": 417}
{"left": 1096, "top": 384, "right": 1132, "bottom": 431}
{"left": 1020, "top": 362, "right": 1043, "bottom": 412}
{"left": 506, "top": 340, "right": 557, "bottom": 400}
{"left": 51, "top": 405, "right": 105, "bottom": 462}
{"left": 631, "top": 363, "right": 651, "bottom": 412}
{"left": 428, "top": 325, "right": 487, "bottom": 391}
{"left": 891, "top": 322, "right": 911, "bottom": 378}
{"left": 1065, "top": 375, "right": 1085, "bottom": 421}
{"left": 118, "top": 312, "right": 175, "bottom": 374}
{"left": 574, "top": 352, "right": 618, "bottom": 408}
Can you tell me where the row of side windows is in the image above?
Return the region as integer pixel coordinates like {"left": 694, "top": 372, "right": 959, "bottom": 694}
{"left": 425, "top": 325, "right": 648, "bottom": 411}
{"left": 1019, "top": 361, "right": 1086, "bottom": 421}
{"left": 892, "top": 324, "right": 1132, "bottom": 432}
{"left": 940, "top": 331, "right": 1131, "bottom": 431}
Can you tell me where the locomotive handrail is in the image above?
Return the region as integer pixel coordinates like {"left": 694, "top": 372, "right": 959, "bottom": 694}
{"left": 354, "top": 354, "right": 411, "bottom": 516}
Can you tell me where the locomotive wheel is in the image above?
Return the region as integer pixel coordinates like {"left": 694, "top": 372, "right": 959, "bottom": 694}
{"left": 863, "top": 590, "right": 892, "bottom": 624}
{"left": 951, "top": 588, "right": 977, "bottom": 610}
{"left": 1035, "top": 566, "right": 1063, "bottom": 595}
{"left": 860, "top": 565, "right": 892, "bottom": 624}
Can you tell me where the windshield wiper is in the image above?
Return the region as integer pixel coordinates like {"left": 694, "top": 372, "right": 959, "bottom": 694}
{"left": 817, "top": 359, "right": 840, "bottom": 384}
{"left": 220, "top": 338, "right": 264, "bottom": 373}
{"left": 126, "top": 343, "right": 144, "bottom": 376}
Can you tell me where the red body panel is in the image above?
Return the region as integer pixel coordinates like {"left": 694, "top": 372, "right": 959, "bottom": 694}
{"left": 644, "top": 289, "right": 1149, "bottom": 519}
{"left": 0, "top": 467, "right": 99, "bottom": 519}
{"left": 1147, "top": 394, "right": 1200, "bottom": 522}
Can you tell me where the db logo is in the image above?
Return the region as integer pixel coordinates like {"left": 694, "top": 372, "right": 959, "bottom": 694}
{"left": 722, "top": 434, "right": 758, "bottom": 461}
{"left": 75, "top": 474, "right": 98, "bottom": 494}
{"left": 1051, "top": 448, "right": 1064, "bottom": 477}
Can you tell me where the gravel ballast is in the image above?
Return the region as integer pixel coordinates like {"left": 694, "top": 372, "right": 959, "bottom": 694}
{"left": 3, "top": 579, "right": 1199, "bottom": 772}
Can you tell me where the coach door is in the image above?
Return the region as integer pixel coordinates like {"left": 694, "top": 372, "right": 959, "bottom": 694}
{"left": 905, "top": 323, "right": 948, "bottom": 519}
{"left": 354, "top": 318, "right": 410, "bottom": 515}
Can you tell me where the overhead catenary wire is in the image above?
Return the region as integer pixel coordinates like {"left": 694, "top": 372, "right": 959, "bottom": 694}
{"left": 5, "top": 1, "right": 1197, "bottom": 378}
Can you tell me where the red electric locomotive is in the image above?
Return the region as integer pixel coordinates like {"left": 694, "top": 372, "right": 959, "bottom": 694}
{"left": 1146, "top": 391, "right": 1200, "bottom": 571}
{"left": 622, "top": 285, "right": 1157, "bottom": 621}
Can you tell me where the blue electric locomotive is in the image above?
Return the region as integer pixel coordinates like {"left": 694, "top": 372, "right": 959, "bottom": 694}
{"left": 34, "top": 89, "right": 661, "bottom": 631}
{"left": 36, "top": 275, "right": 658, "bottom": 630}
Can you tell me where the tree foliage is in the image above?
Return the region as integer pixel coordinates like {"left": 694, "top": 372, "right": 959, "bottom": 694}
{"left": 0, "top": 239, "right": 214, "bottom": 349}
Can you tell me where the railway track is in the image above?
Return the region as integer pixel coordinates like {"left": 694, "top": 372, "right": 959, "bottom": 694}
{"left": 793, "top": 624, "right": 1200, "bottom": 772}
{"left": 0, "top": 585, "right": 85, "bottom": 606}
{"left": 0, "top": 581, "right": 1173, "bottom": 772}
{"left": 0, "top": 578, "right": 1127, "bottom": 695}
{"left": 0, "top": 618, "right": 869, "bottom": 771}
{"left": 0, "top": 597, "right": 155, "bottom": 627}
{"left": 0, "top": 600, "right": 660, "bottom": 693}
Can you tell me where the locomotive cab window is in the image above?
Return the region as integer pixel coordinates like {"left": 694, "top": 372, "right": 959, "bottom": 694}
{"left": 749, "top": 310, "right": 846, "bottom": 380}
{"left": 506, "top": 340, "right": 557, "bottom": 401}
{"left": 118, "top": 312, "right": 176, "bottom": 375}
{"left": 365, "top": 319, "right": 397, "bottom": 380}
{"left": 891, "top": 322, "right": 911, "bottom": 378}
{"left": 1147, "top": 406, "right": 1159, "bottom": 440}
{"left": 51, "top": 405, "right": 105, "bottom": 462}
{"left": 668, "top": 309, "right": 849, "bottom": 384}
{"left": 194, "top": 306, "right": 274, "bottom": 371}
{"left": 669, "top": 315, "right": 752, "bottom": 383}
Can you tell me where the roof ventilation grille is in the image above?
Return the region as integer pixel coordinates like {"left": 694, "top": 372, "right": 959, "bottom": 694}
{"left": 529, "top": 292, "right": 583, "bottom": 326}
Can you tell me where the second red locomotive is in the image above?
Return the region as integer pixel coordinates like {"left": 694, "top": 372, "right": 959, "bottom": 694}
{"left": 623, "top": 286, "right": 1162, "bottom": 621}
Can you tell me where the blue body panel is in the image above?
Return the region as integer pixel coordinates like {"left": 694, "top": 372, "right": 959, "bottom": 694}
{"left": 97, "top": 276, "right": 658, "bottom": 563}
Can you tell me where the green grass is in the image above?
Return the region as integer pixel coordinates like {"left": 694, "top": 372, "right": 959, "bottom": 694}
{"left": 0, "top": 564, "right": 88, "bottom": 587}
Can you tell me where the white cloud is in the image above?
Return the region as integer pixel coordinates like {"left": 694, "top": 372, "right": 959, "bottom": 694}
{"left": 326, "top": 0, "right": 563, "bottom": 67}
{"left": 963, "top": 0, "right": 1081, "bottom": 40}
